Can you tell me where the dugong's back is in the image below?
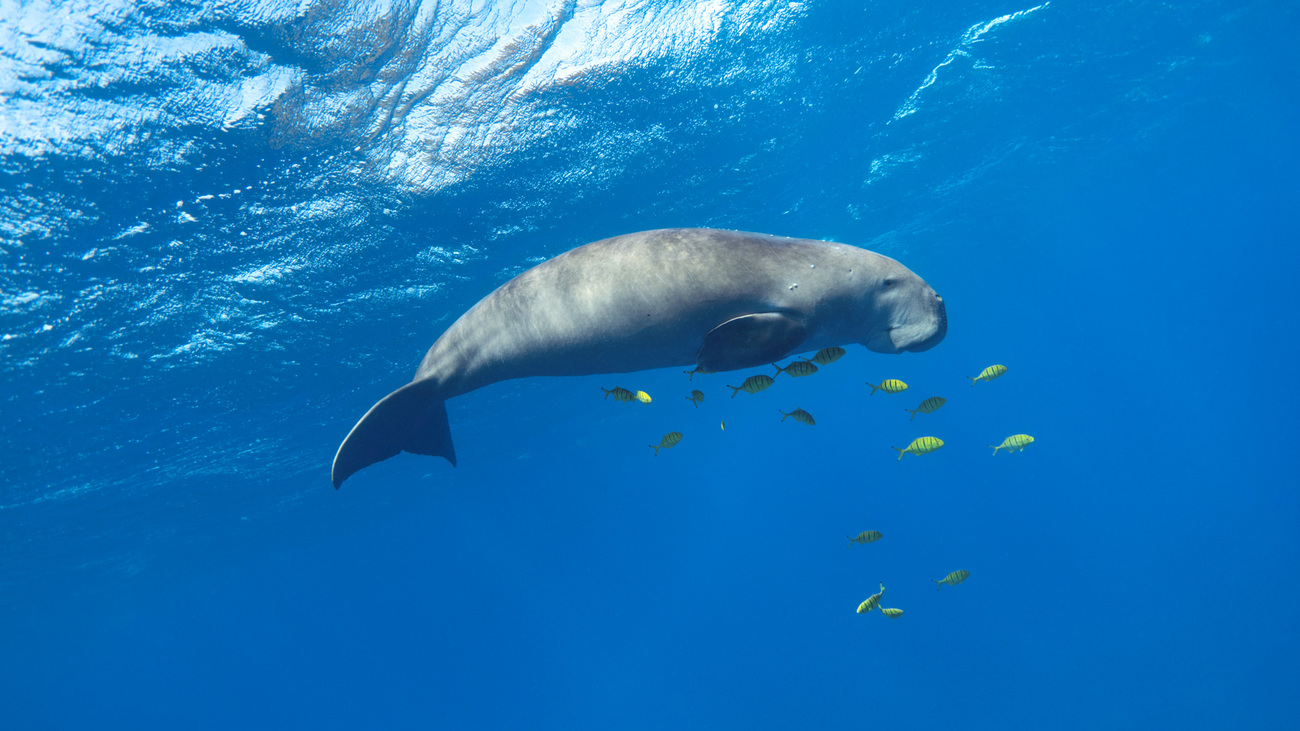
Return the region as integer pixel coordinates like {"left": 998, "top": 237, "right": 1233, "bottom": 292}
{"left": 331, "top": 228, "right": 946, "bottom": 487}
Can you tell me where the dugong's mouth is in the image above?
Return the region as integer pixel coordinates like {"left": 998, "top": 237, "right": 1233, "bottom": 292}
{"left": 868, "top": 296, "right": 948, "bottom": 354}
{"left": 900, "top": 326, "right": 943, "bottom": 352}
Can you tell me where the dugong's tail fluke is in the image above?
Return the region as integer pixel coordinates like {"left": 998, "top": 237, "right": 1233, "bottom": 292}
{"left": 331, "top": 380, "right": 456, "bottom": 489}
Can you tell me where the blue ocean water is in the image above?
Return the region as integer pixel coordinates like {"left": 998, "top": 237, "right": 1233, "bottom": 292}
{"left": 2, "top": 0, "right": 1297, "bottom": 727}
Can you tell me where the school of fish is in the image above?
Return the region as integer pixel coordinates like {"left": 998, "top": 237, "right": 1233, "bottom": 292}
{"left": 604, "top": 356, "right": 1031, "bottom": 468}
{"left": 593, "top": 351, "right": 1034, "bottom": 622}
{"left": 841, "top": 361, "right": 1037, "bottom": 620}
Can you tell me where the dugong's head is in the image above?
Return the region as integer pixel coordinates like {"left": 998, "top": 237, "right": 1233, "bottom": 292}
{"left": 858, "top": 256, "right": 947, "bottom": 354}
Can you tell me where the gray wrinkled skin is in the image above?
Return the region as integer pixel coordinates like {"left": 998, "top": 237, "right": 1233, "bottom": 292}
{"left": 415, "top": 228, "right": 946, "bottom": 397}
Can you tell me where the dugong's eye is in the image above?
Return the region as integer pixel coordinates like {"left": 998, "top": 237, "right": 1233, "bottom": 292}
{"left": 882, "top": 278, "right": 897, "bottom": 288}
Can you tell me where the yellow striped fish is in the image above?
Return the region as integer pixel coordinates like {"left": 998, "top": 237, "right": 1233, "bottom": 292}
{"left": 866, "top": 379, "right": 908, "bottom": 395}
{"left": 968, "top": 364, "right": 1008, "bottom": 386}
{"left": 727, "top": 374, "right": 775, "bottom": 397}
{"left": 650, "top": 432, "right": 683, "bottom": 456}
{"left": 847, "top": 530, "right": 883, "bottom": 547}
{"left": 803, "top": 346, "right": 846, "bottom": 366}
{"left": 904, "top": 396, "right": 946, "bottom": 420}
{"left": 779, "top": 408, "right": 816, "bottom": 426}
{"left": 856, "top": 582, "right": 885, "bottom": 614}
{"left": 880, "top": 608, "right": 904, "bottom": 619}
{"left": 601, "top": 387, "right": 636, "bottom": 402}
{"left": 686, "top": 390, "right": 705, "bottom": 407}
{"left": 991, "top": 434, "right": 1035, "bottom": 455}
{"left": 773, "top": 360, "right": 818, "bottom": 378}
{"left": 683, "top": 365, "right": 712, "bottom": 380}
{"left": 933, "top": 570, "right": 970, "bottom": 589}
{"left": 634, "top": 390, "right": 652, "bottom": 404}
{"left": 893, "top": 436, "right": 943, "bottom": 460}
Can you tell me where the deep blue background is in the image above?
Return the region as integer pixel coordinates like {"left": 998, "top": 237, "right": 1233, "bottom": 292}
{"left": 2, "top": 1, "right": 1297, "bottom": 728}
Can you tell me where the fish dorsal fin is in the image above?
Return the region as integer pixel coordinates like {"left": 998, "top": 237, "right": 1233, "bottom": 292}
{"left": 696, "top": 312, "right": 807, "bottom": 373}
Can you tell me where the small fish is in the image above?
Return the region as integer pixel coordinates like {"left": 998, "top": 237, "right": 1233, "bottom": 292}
{"left": 601, "top": 387, "right": 636, "bottom": 402}
{"left": 686, "top": 390, "right": 705, "bottom": 407}
{"left": 893, "top": 436, "right": 944, "bottom": 460}
{"left": 720, "top": 420, "right": 725, "bottom": 430}
{"left": 650, "top": 431, "right": 683, "bottom": 456}
{"left": 856, "top": 582, "right": 885, "bottom": 614}
{"left": 803, "top": 346, "right": 846, "bottom": 366}
{"left": 779, "top": 408, "right": 816, "bottom": 426}
{"left": 933, "top": 570, "right": 970, "bottom": 590}
{"left": 904, "top": 396, "right": 946, "bottom": 420}
{"left": 634, "top": 390, "right": 652, "bottom": 404}
{"left": 991, "top": 434, "right": 1035, "bottom": 455}
{"left": 968, "top": 364, "right": 1008, "bottom": 386}
{"left": 773, "top": 360, "right": 818, "bottom": 378}
{"left": 866, "top": 379, "right": 908, "bottom": 395}
{"left": 683, "top": 365, "right": 713, "bottom": 380}
{"left": 847, "top": 530, "right": 883, "bottom": 547}
{"left": 727, "top": 374, "right": 775, "bottom": 397}
{"left": 880, "top": 608, "right": 904, "bottom": 619}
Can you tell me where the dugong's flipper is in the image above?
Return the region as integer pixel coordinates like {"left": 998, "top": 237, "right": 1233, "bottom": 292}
{"left": 331, "top": 380, "right": 456, "bottom": 488}
{"left": 696, "top": 312, "right": 807, "bottom": 373}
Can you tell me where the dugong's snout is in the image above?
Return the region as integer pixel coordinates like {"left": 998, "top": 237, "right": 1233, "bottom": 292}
{"left": 873, "top": 292, "right": 946, "bottom": 353}
{"left": 903, "top": 294, "right": 947, "bottom": 352}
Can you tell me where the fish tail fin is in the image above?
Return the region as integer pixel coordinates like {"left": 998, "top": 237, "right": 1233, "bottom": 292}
{"left": 728, "top": 385, "right": 740, "bottom": 398}
{"left": 773, "top": 363, "right": 784, "bottom": 376}
{"left": 905, "top": 408, "right": 917, "bottom": 420}
{"left": 332, "top": 380, "right": 455, "bottom": 489}
{"left": 847, "top": 537, "right": 853, "bottom": 548}
{"left": 934, "top": 580, "right": 942, "bottom": 590}
{"left": 601, "top": 388, "right": 612, "bottom": 399}
{"left": 683, "top": 370, "right": 695, "bottom": 381}
{"left": 866, "top": 382, "right": 879, "bottom": 394}
{"left": 968, "top": 376, "right": 978, "bottom": 386}
{"left": 990, "top": 445, "right": 999, "bottom": 455}
{"left": 892, "top": 447, "right": 905, "bottom": 461}
{"left": 650, "top": 444, "right": 660, "bottom": 456}
{"left": 779, "top": 410, "right": 789, "bottom": 421}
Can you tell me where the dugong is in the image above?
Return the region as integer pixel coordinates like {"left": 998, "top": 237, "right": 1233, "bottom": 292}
{"left": 332, "top": 228, "right": 946, "bottom": 487}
